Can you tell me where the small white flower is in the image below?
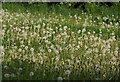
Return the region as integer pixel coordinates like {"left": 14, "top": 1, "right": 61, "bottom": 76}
{"left": 43, "top": 36, "right": 47, "bottom": 40}
{"left": 88, "top": 32, "right": 90, "bottom": 35}
{"left": 82, "top": 28, "right": 86, "bottom": 33}
{"left": 76, "top": 45, "right": 80, "bottom": 49}
{"left": 18, "top": 48, "right": 22, "bottom": 52}
{"left": 52, "top": 31, "right": 55, "bottom": 34}
{"left": 63, "top": 26, "right": 67, "bottom": 30}
{"left": 30, "top": 48, "right": 34, "bottom": 52}
{"left": 76, "top": 60, "right": 80, "bottom": 65}
{"left": 77, "top": 30, "right": 81, "bottom": 34}
{"left": 93, "top": 31, "right": 95, "bottom": 34}
{"left": 68, "top": 3, "right": 71, "bottom": 6}
{"left": 25, "top": 26, "right": 29, "bottom": 30}
{"left": 25, "top": 46, "right": 28, "bottom": 50}
{"left": 34, "top": 32, "right": 37, "bottom": 36}
{"left": 45, "top": 40, "right": 49, "bottom": 43}
{"left": 0, "top": 46, "right": 4, "bottom": 52}
{"left": 59, "top": 28, "right": 62, "bottom": 31}
{"left": 48, "top": 48, "right": 52, "bottom": 53}
{"left": 43, "top": 23, "right": 45, "bottom": 27}
{"left": 111, "top": 32, "right": 114, "bottom": 35}
{"left": 0, "top": 52, "right": 5, "bottom": 57}
{"left": 20, "top": 40, "right": 24, "bottom": 44}
{"left": 55, "top": 27, "right": 58, "bottom": 29}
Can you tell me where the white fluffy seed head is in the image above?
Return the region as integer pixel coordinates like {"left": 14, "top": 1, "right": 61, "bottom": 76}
{"left": 4, "top": 73, "right": 10, "bottom": 78}
{"left": 29, "top": 72, "right": 34, "bottom": 77}
{"left": 57, "top": 77, "right": 63, "bottom": 81}
{"left": 65, "top": 69, "right": 71, "bottom": 75}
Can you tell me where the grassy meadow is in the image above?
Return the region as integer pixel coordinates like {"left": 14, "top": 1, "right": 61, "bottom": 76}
{"left": 1, "top": 2, "right": 120, "bottom": 80}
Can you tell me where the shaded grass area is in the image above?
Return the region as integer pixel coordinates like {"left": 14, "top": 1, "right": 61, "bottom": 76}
{"left": 2, "top": 2, "right": 119, "bottom": 16}
{"left": 2, "top": 2, "right": 119, "bottom": 31}
{"left": 2, "top": 56, "right": 119, "bottom": 80}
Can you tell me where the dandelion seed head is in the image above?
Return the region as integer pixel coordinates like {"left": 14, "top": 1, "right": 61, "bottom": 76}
{"left": 4, "top": 73, "right": 10, "bottom": 78}
{"left": 57, "top": 77, "right": 63, "bottom": 81}
{"left": 65, "top": 69, "right": 70, "bottom": 75}
{"left": 29, "top": 72, "right": 34, "bottom": 77}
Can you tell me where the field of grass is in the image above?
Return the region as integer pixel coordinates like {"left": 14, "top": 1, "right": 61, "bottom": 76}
{"left": 1, "top": 2, "right": 119, "bottom": 80}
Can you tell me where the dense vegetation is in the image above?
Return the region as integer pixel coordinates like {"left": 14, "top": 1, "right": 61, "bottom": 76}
{"left": 1, "top": 2, "right": 119, "bottom": 80}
